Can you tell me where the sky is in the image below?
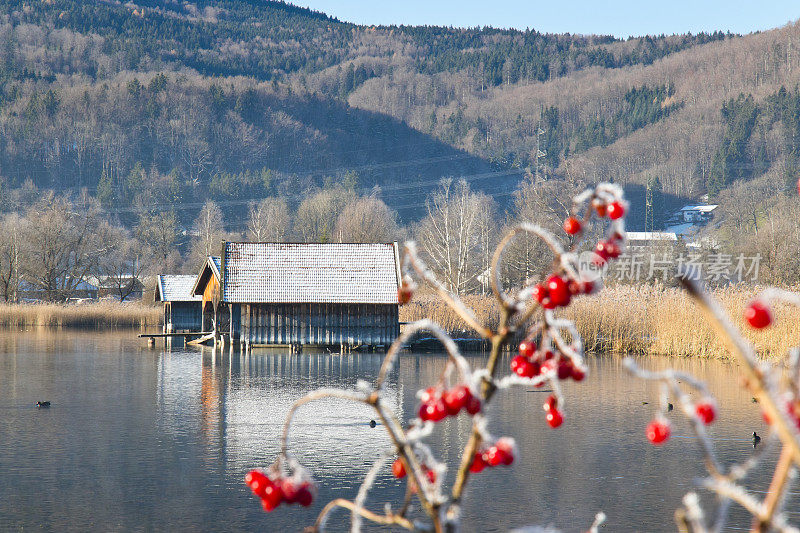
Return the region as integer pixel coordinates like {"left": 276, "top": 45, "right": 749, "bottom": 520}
{"left": 294, "top": 1, "right": 799, "bottom": 38}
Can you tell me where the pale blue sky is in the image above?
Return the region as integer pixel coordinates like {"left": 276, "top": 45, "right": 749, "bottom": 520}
{"left": 295, "top": 1, "right": 799, "bottom": 38}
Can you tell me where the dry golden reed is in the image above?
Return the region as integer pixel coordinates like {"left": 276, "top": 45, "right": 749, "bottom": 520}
{"left": 0, "top": 301, "right": 161, "bottom": 329}
{"left": 400, "top": 286, "right": 800, "bottom": 358}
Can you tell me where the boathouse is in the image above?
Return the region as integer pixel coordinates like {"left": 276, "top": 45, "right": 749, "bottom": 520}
{"left": 154, "top": 274, "right": 202, "bottom": 333}
{"left": 192, "top": 242, "right": 401, "bottom": 349}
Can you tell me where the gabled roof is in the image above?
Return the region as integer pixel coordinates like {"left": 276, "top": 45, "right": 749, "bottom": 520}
{"left": 222, "top": 242, "right": 400, "bottom": 304}
{"left": 191, "top": 256, "right": 222, "bottom": 296}
{"left": 156, "top": 275, "right": 202, "bottom": 302}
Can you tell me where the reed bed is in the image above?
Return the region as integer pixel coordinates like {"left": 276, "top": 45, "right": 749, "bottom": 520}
{"left": 0, "top": 301, "right": 162, "bottom": 329}
{"left": 400, "top": 286, "right": 800, "bottom": 358}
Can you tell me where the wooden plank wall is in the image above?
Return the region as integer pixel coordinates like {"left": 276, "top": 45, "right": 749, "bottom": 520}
{"left": 240, "top": 303, "right": 399, "bottom": 346}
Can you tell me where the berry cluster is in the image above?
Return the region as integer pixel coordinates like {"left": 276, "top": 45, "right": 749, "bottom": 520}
{"left": 469, "top": 438, "right": 516, "bottom": 473}
{"left": 418, "top": 384, "right": 481, "bottom": 422}
{"left": 510, "top": 342, "right": 585, "bottom": 383}
{"left": 245, "top": 470, "right": 314, "bottom": 511}
{"left": 532, "top": 274, "right": 595, "bottom": 309}
{"left": 543, "top": 395, "right": 564, "bottom": 428}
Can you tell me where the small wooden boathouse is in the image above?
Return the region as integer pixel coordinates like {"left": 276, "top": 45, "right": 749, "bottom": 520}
{"left": 154, "top": 274, "right": 202, "bottom": 333}
{"left": 192, "top": 242, "right": 401, "bottom": 350}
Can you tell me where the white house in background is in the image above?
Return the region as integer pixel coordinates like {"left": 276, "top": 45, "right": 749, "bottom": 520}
{"left": 678, "top": 204, "right": 718, "bottom": 223}
{"left": 625, "top": 232, "right": 679, "bottom": 251}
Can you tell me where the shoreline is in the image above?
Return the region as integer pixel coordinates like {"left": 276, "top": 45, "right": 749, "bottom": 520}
{"left": 0, "top": 302, "right": 161, "bottom": 329}
{"left": 399, "top": 286, "right": 800, "bottom": 359}
{"left": 1, "top": 287, "right": 796, "bottom": 359}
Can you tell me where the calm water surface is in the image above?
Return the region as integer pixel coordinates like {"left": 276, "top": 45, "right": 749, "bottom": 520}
{"left": 0, "top": 331, "right": 794, "bottom": 532}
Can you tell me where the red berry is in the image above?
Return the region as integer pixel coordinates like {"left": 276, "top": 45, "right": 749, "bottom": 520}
{"left": 545, "top": 407, "right": 563, "bottom": 428}
{"left": 571, "top": 365, "right": 586, "bottom": 382}
{"left": 518, "top": 341, "right": 536, "bottom": 358}
{"left": 540, "top": 359, "right": 556, "bottom": 375}
{"left": 425, "top": 468, "right": 437, "bottom": 484}
{"left": 546, "top": 275, "right": 571, "bottom": 307}
{"left": 469, "top": 452, "right": 486, "bottom": 473}
{"left": 563, "top": 216, "right": 582, "bottom": 235}
{"left": 543, "top": 350, "right": 555, "bottom": 361}
{"left": 581, "top": 280, "right": 596, "bottom": 295}
{"left": 392, "top": 458, "right": 407, "bottom": 478}
{"left": 511, "top": 355, "right": 534, "bottom": 378}
{"left": 695, "top": 402, "right": 716, "bottom": 425}
{"left": 495, "top": 438, "right": 515, "bottom": 465}
{"left": 745, "top": 300, "right": 772, "bottom": 329}
{"left": 485, "top": 446, "right": 504, "bottom": 467}
{"left": 443, "top": 385, "right": 470, "bottom": 415}
{"left": 465, "top": 395, "right": 482, "bottom": 415}
{"left": 419, "top": 387, "right": 439, "bottom": 403}
{"left": 544, "top": 394, "right": 558, "bottom": 411}
{"left": 295, "top": 483, "right": 313, "bottom": 507}
{"left": 646, "top": 420, "right": 670, "bottom": 445}
{"left": 398, "top": 285, "right": 413, "bottom": 305}
{"left": 607, "top": 201, "right": 626, "bottom": 220}
{"left": 281, "top": 479, "right": 299, "bottom": 504}
{"left": 532, "top": 283, "right": 548, "bottom": 303}
{"left": 419, "top": 400, "right": 447, "bottom": 422}
{"left": 245, "top": 470, "right": 271, "bottom": 498}
{"left": 594, "top": 203, "right": 607, "bottom": 217}
{"left": 557, "top": 359, "right": 573, "bottom": 380}
{"left": 261, "top": 485, "right": 283, "bottom": 512}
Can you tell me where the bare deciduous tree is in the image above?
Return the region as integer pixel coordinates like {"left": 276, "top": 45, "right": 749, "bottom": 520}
{"left": 247, "top": 197, "right": 291, "bottom": 242}
{"left": 296, "top": 188, "right": 353, "bottom": 243}
{"left": 189, "top": 201, "right": 226, "bottom": 267}
{"left": 0, "top": 213, "right": 22, "bottom": 302}
{"left": 335, "top": 196, "right": 400, "bottom": 243}
{"left": 416, "top": 179, "right": 495, "bottom": 295}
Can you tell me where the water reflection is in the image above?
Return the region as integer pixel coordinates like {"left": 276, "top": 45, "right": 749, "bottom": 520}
{"left": 0, "top": 331, "right": 796, "bottom": 532}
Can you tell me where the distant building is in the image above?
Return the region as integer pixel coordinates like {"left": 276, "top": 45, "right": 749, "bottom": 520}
{"left": 678, "top": 204, "right": 718, "bottom": 223}
{"left": 192, "top": 242, "right": 401, "bottom": 350}
{"left": 626, "top": 232, "right": 679, "bottom": 251}
{"left": 17, "top": 279, "right": 99, "bottom": 302}
{"left": 154, "top": 275, "right": 202, "bottom": 333}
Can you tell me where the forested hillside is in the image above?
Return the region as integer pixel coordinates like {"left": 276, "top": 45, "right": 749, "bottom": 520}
{"left": 0, "top": 0, "right": 734, "bottom": 225}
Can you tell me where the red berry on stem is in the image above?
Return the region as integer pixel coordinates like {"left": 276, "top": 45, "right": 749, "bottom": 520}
{"left": 594, "top": 203, "right": 608, "bottom": 217}
{"left": 745, "top": 300, "right": 772, "bottom": 329}
{"left": 465, "top": 395, "right": 482, "bottom": 415}
{"left": 420, "top": 387, "right": 438, "bottom": 403}
{"left": 532, "top": 284, "right": 548, "bottom": 303}
{"left": 646, "top": 419, "right": 671, "bottom": 445}
{"left": 485, "top": 446, "right": 504, "bottom": 467}
{"left": 695, "top": 402, "right": 716, "bottom": 425}
{"left": 469, "top": 452, "right": 486, "bottom": 473}
{"left": 443, "top": 385, "right": 469, "bottom": 415}
{"left": 419, "top": 399, "right": 447, "bottom": 422}
{"left": 557, "top": 359, "right": 573, "bottom": 380}
{"left": 518, "top": 341, "right": 536, "bottom": 358}
{"left": 544, "top": 394, "right": 558, "bottom": 411}
{"left": 545, "top": 407, "right": 563, "bottom": 428}
{"left": 511, "top": 355, "right": 534, "bottom": 378}
{"left": 546, "top": 275, "right": 571, "bottom": 307}
{"left": 245, "top": 470, "right": 270, "bottom": 497}
{"left": 571, "top": 365, "right": 586, "bottom": 382}
{"left": 398, "top": 285, "right": 413, "bottom": 305}
{"left": 296, "top": 483, "right": 313, "bottom": 507}
{"left": 261, "top": 486, "right": 282, "bottom": 512}
{"left": 392, "top": 458, "right": 407, "bottom": 478}
{"left": 607, "top": 201, "right": 626, "bottom": 220}
{"left": 563, "top": 216, "right": 582, "bottom": 235}
{"left": 495, "top": 438, "right": 515, "bottom": 466}
{"left": 281, "top": 479, "right": 299, "bottom": 504}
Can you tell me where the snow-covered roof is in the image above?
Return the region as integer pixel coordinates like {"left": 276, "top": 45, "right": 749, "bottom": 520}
{"left": 679, "top": 204, "right": 718, "bottom": 213}
{"left": 156, "top": 275, "right": 202, "bottom": 302}
{"left": 221, "top": 242, "right": 400, "bottom": 304}
{"left": 626, "top": 232, "right": 678, "bottom": 241}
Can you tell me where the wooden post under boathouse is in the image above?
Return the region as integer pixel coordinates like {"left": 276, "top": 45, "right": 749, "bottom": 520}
{"left": 154, "top": 274, "right": 203, "bottom": 343}
{"left": 191, "top": 242, "right": 401, "bottom": 351}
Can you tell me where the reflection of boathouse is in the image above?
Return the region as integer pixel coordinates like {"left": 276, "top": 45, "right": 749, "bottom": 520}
{"left": 154, "top": 275, "right": 202, "bottom": 333}
{"left": 192, "top": 242, "right": 401, "bottom": 350}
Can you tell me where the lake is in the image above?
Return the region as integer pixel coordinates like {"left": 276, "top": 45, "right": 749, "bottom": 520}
{"left": 0, "top": 331, "right": 792, "bottom": 532}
